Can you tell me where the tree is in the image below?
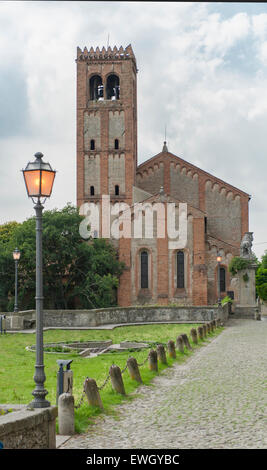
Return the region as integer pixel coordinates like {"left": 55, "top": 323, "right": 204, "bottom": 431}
{"left": 0, "top": 221, "right": 20, "bottom": 244}
{"left": 0, "top": 221, "right": 22, "bottom": 310}
{"left": 256, "top": 251, "right": 267, "bottom": 301}
{"left": 0, "top": 205, "right": 124, "bottom": 311}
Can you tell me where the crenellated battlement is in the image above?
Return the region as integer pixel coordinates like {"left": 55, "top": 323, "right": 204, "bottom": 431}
{"left": 77, "top": 44, "right": 136, "bottom": 63}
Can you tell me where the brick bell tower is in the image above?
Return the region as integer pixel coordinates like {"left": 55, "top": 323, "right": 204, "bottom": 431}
{"left": 76, "top": 44, "right": 137, "bottom": 208}
{"left": 76, "top": 44, "right": 138, "bottom": 306}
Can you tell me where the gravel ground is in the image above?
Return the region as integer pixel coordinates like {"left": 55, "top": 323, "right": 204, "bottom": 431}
{"left": 60, "top": 319, "right": 267, "bottom": 449}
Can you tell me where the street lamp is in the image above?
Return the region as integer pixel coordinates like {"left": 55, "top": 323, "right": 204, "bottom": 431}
{"left": 12, "top": 248, "right": 21, "bottom": 312}
{"left": 216, "top": 253, "right": 222, "bottom": 304}
{"left": 22, "top": 152, "right": 56, "bottom": 408}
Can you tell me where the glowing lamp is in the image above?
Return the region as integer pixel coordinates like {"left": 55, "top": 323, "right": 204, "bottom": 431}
{"left": 22, "top": 152, "right": 56, "bottom": 199}
{"left": 12, "top": 247, "right": 21, "bottom": 261}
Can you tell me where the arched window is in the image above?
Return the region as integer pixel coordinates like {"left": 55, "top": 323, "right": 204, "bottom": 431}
{"left": 90, "top": 186, "right": 95, "bottom": 196}
{"left": 220, "top": 266, "right": 226, "bottom": 292}
{"left": 177, "top": 251, "right": 185, "bottom": 288}
{"left": 115, "top": 185, "right": 120, "bottom": 196}
{"left": 114, "top": 139, "right": 119, "bottom": 150}
{"left": 106, "top": 74, "right": 120, "bottom": 100}
{"left": 89, "top": 75, "right": 103, "bottom": 100}
{"left": 140, "top": 250, "right": 149, "bottom": 289}
{"left": 90, "top": 139, "right": 95, "bottom": 150}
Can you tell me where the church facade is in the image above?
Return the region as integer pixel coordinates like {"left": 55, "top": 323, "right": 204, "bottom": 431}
{"left": 76, "top": 44, "right": 251, "bottom": 307}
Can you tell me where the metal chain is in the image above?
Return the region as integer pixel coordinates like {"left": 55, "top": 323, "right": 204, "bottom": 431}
{"left": 137, "top": 355, "right": 149, "bottom": 367}
{"left": 74, "top": 390, "right": 86, "bottom": 409}
{"left": 121, "top": 363, "right": 128, "bottom": 374}
{"left": 97, "top": 372, "right": 111, "bottom": 391}
{"left": 77, "top": 351, "right": 151, "bottom": 399}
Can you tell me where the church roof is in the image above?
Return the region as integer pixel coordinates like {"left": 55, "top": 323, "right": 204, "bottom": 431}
{"left": 137, "top": 145, "right": 250, "bottom": 199}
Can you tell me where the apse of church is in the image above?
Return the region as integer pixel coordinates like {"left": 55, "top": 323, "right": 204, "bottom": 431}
{"left": 76, "top": 45, "right": 250, "bottom": 307}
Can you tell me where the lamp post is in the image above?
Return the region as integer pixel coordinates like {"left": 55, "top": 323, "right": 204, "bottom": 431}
{"left": 22, "top": 152, "right": 56, "bottom": 408}
{"left": 12, "top": 248, "right": 21, "bottom": 312}
{"left": 216, "top": 254, "right": 222, "bottom": 304}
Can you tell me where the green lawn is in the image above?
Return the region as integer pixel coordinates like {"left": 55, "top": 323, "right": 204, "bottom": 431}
{"left": 0, "top": 323, "right": 223, "bottom": 432}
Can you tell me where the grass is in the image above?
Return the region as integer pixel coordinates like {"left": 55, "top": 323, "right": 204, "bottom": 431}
{"left": 0, "top": 323, "right": 223, "bottom": 433}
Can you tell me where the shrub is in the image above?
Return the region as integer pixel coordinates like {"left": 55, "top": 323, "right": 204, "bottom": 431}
{"left": 256, "top": 267, "right": 267, "bottom": 301}
{"left": 221, "top": 295, "right": 233, "bottom": 305}
{"left": 228, "top": 256, "right": 252, "bottom": 275}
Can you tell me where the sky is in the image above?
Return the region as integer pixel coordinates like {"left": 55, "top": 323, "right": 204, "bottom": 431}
{"left": 1, "top": 1, "right": 267, "bottom": 259}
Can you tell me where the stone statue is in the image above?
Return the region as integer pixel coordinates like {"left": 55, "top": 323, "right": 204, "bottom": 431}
{"left": 240, "top": 232, "right": 254, "bottom": 259}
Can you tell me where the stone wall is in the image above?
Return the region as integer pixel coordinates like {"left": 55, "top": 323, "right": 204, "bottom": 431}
{"left": 108, "top": 153, "right": 125, "bottom": 194}
{"left": 4, "top": 304, "right": 229, "bottom": 330}
{"left": 260, "top": 300, "right": 267, "bottom": 316}
{"left": 84, "top": 110, "right": 101, "bottom": 150}
{"left": 0, "top": 405, "right": 57, "bottom": 449}
{"left": 84, "top": 153, "right": 101, "bottom": 196}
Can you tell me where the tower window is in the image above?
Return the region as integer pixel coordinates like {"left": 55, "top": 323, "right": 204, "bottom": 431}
{"left": 114, "top": 139, "right": 119, "bottom": 150}
{"left": 89, "top": 75, "right": 103, "bottom": 100}
{"left": 140, "top": 250, "right": 149, "bottom": 289}
{"left": 90, "top": 186, "right": 95, "bottom": 196}
{"left": 177, "top": 251, "right": 185, "bottom": 288}
{"left": 90, "top": 139, "right": 95, "bottom": 150}
{"left": 115, "top": 185, "right": 120, "bottom": 196}
{"left": 106, "top": 74, "right": 120, "bottom": 100}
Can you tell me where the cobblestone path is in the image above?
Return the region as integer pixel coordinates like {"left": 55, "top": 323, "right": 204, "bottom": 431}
{"left": 61, "top": 319, "right": 267, "bottom": 449}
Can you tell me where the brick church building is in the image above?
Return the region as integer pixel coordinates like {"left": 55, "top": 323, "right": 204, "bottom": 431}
{"left": 76, "top": 44, "right": 251, "bottom": 307}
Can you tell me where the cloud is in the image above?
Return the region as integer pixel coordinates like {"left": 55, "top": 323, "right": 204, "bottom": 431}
{"left": 0, "top": 1, "right": 267, "bottom": 260}
{"left": 0, "top": 67, "right": 30, "bottom": 138}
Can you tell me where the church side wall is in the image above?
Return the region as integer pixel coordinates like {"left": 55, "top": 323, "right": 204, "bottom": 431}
{"left": 136, "top": 163, "right": 164, "bottom": 194}
{"left": 205, "top": 181, "right": 242, "bottom": 245}
{"left": 170, "top": 163, "right": 199, "bottom": 208}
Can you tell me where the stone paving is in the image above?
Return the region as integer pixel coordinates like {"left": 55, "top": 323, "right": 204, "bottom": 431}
{"left": 60, "top": 319, "right": 267, "bottom": 449}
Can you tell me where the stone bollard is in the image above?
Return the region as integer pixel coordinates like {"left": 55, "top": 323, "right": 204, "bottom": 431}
{"left": 181, "top": 333, "right": 192, "bottom": 350}
{"left": 157, "top": 344, "right": 167, "bottom": 364}
{"left": 167, "top": 340, "right": 176, "bottom": 358}
{"left": 206, "top": 323, "right": 211, "bottom": 334}
{"left": 202, "top": 324, "right": 207, "bottom": 337}
{"left": 84, "top": 377, "right": 104, "bottom": 409}
{"left": 212, "top": 319, "right": 216, "bottom": 329}
{"left": 210, "top": 321, "right": 214, "bottom": 332}
{"left": 58, "top": 393, "right": 75, "bottom": 435}
{"left": 127, "top": 356, "right": 142, "bottom": 383}
{"left": 197, "top": 326, "right": 204, "bottom": 340}
{"left": 176, "top": 335, "right": 184, "bottom": 354}
{"left": 190, "top": 328, "right": 198, "bottom": 345}
{"left": 148, "top": 349, "right": 158, "bottom": 372}
{"left": 109, "top": 364, "right": 126, "bottom": 395}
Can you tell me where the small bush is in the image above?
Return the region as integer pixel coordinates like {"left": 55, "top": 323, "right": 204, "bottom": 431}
{"left": 221, "top": 295, "right": 233, "bottom": 305}
{"left": 228, "top": 256, "right": 252, "bottom": 275}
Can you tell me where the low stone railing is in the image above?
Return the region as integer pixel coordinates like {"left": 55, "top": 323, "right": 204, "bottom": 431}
{"left": 2, "top": 303, "right": 229, "bottom": 331}
{"left": 0, "top": 404, "right": 57, "bottom": 449}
